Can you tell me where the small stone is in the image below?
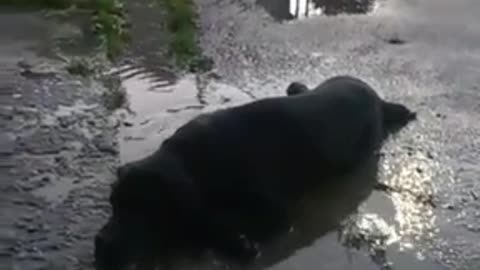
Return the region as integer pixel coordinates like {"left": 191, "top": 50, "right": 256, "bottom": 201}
{"left": 66, "top": 255, "right": 79, "bottom": 263}
{"left": 220, "top": 96, "right": 232, "bottom": 104}
{"left": 41, "top": 224, "right": 51, "bottom": 232}
{"left": 123, "top": 121, "right": 134, "bottom": 127}
{"left": 385, "top": 37, "right": 406, "bottom": 45}
{"left": 27, "top": 225, "right": 39, "bottom": 233}
{"left": 0, "top": 133, "right": 15, "bottom": 155}
{"left": 32, "top": 253, "right": 46, "bottom": 261}
{"left": 14, "top": 221, "right": 27, "bottom": 229}
{"left": 16, "top": 251, "right": 29, "bottom": 260}
{"left": 92, "top": 135, "right": 118, "bottom": 155}
{"left": 21, "top": 215, "right": 35, "bottom": 222}
{"left": 45, "top": 243, "right": 61, "bottom": 251}
{"left": 139, "top": 119, "right": 150, "bottom": 125}
{"left": 41, "top": 176, "right": 50, "bottom": 183}
{"left": 19, "top": 183, "right": 34, "bottom": 192}
{"left": 57, "top": 116, "right": 75, "bottom": 128}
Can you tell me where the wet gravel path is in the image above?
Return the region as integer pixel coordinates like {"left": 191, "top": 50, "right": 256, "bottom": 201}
{"left": 1, "top": 10, "right": 119, "bottom": 270}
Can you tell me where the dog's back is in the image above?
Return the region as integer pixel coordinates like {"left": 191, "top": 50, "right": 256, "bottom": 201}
{"left": 163, "top": 80, "right": 388, "bottom": 206}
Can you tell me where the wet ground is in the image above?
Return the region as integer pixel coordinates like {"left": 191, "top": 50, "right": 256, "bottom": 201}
{"left": 4, "top": 0, "right": 480, "bottom": 269}
{"left": 1, "top": 8, "right": 119, "bottom": 270}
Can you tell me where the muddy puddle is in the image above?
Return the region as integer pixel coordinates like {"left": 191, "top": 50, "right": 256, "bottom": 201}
{"left": 257, "top": 0, "right": 381, "bottom": 20}
{"left": 111, "top": 64, "right": 255, "bottom": 164}
{"left": 113, "top": 62, "right": 445, "bottom": 269}
{"left": 111, "top": 0, "right": 446, "bottom": 268}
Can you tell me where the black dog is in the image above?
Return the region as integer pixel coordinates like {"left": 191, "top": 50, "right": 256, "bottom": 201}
{"left": 94, "top": 75, "right": 416, "bottom": 270}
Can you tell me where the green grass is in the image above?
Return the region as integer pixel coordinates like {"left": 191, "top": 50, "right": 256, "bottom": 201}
{"left": 1, "top": 0, "right": 129, "bottom": 60}
{"left": 90, "top": 0, "right": 129, "bottom": 59}
{"left": 161, "top": 0, "right": 203, "bottom": 70}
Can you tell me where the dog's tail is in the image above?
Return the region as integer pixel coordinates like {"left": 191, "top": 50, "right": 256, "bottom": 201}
{"left": 382, "top": 101, "right": 417, "bottom": 135}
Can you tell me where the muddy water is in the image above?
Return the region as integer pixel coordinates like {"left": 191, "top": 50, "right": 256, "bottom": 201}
{"left": 111, "top": 66, "right": 254, "bottom": 164}
{"left": 115, "top": 65, "right": 445, "bottom": 269}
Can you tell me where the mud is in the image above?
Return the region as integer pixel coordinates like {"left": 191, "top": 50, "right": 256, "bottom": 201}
{"left": 1, "top": 8, "right": 118, "bottom": 270}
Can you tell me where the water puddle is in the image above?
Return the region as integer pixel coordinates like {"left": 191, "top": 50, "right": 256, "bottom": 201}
{"left": 111, "top": 65, "right": 200, "bottom": 164}
{"left": 110, "top": 0, "right": 443, "bottom": 267}
{"left": 112, "top": 62, "right": 445, "bottom": 269}
{"left": 257, "top": 0, "right": 380, "bottom": 20}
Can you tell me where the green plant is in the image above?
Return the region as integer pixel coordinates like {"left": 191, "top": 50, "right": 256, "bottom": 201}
{"left": 91, "top": 0, "right": 129, "bottom": 59}
{"left": 161, "top": 0, "right": 201, "bottom": 69}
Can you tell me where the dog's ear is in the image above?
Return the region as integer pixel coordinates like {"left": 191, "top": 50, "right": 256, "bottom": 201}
{"left": 286, "top": 82, "right": 309, "bottom": 96}
{"left": 381, "top": 101, "right": 417, "bottom": 135}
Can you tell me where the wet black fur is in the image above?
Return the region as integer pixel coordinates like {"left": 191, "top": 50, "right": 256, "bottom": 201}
{"left": 95, "top": 75, "right": 416, "bottom": 270}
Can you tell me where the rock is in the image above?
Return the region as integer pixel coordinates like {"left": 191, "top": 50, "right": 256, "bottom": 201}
{"left": 384, "top": 37, "right": 407, "bottom": 45}
{"left": 47, "top": 243, "right": 61, "bottom": 251}
{"left": 14, "top": 221, "right": 28, "bottom": 230}
{"left": 471, "top": 191, "right": 478, "bottom": 200}
{"left": 26, "top": 224, "right": 39, "bottom": 233}
{"left": 123, "top": 121, "right": 134, "bottom": 127}
{"left": 0, "top": 106, "right": 13, "bottom": 120}
{"left": 21, "top": 215, "right": 35, "bottom": 222}
{"left": 0, "top": 133, "right": 15, "bottom": 155}
{"left": 16, "top": 251, "right": 29, "bottom": 260}
{"left": 92, "top": 134, "right": 118, "bottom": 155}
{"left": 18, "top": 128, "right": 64, "bottom": 155}
{"left": 57, "top": 115, "right": 75, "bottom": 128}
{"left": 40, "top": 224, "right": 51, "bottom": 232}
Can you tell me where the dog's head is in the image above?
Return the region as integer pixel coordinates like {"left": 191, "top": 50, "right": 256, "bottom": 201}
{"left": 94, "top": 160, "right": 168, "bottom": 270}
{"left": 94, "top": 153, "right": 205, "bottom": 269}
{"left": 94, "top": 218, "right": 132, "bottom": 270}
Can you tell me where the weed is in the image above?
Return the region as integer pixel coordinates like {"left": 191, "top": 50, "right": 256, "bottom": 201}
{"left": 91, "top": 0, "right": 129, "bottom": 59}
{"left": 159, "top": 0, "right": 207, "bottom": 70}
{"left": 65, "top": 57, "right": 94, "bottom": 76}
{"left": 100, "top": 74, "right": 127, "bottom": 111}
